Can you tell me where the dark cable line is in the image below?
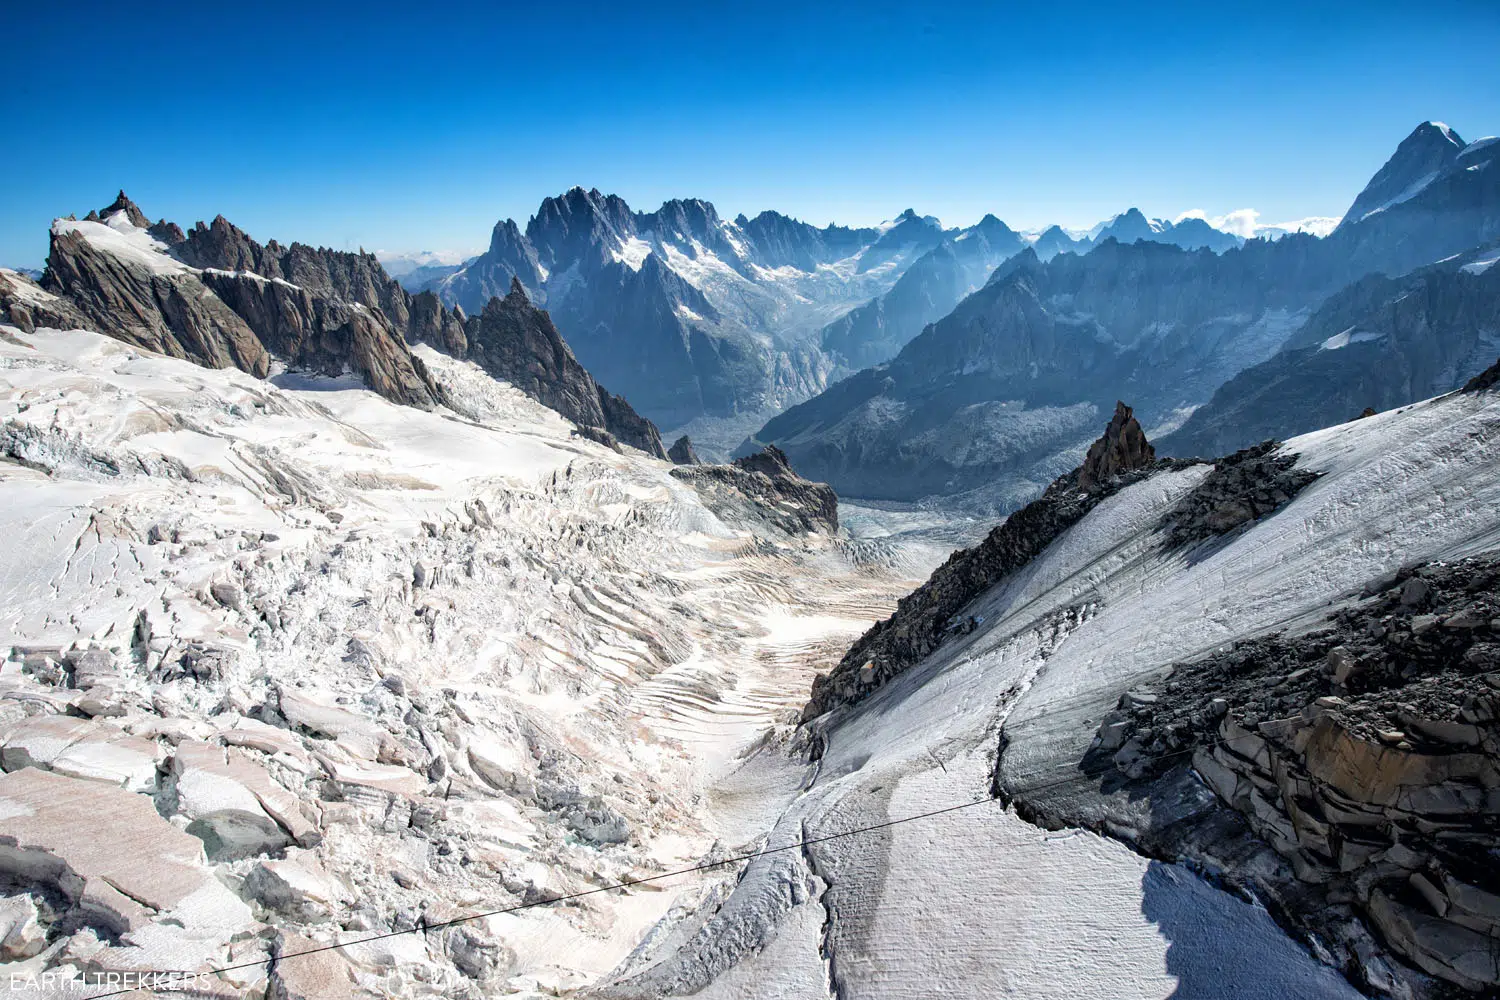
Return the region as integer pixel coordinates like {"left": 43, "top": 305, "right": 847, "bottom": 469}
{"left": 76, "top": 722, "right": 1277, "bottom": 999}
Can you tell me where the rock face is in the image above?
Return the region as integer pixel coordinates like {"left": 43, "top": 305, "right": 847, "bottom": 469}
{"left": 1079, "top": 555, "right": 1500, "bottom": 993}
{"left": 670, "top": 444, "right": 838, "bottom": 535}
{"left": 35, "top": 196, "right": 445, "bottom": 405}
{"left": 462, "top": 279, "right": 666, "bottom": 457}
{"left": 0, "top": 267, "right": 92, "bottom": 334}
{"left": 1077, "top": 401, "right": 1154, "bottom": 489}
{"left": 667, "top": 434, "right": 700, "bottom": 465}
{"left": 43, "top": 222, "right": 272, "bottom": 378}
{"left": 198, "top": 269, "right": 439, "bottom": 408}
{"left": 175, "top": 214, "right": 418, "bottom": 340}
{"left": 806, "top": 406, "right": 1183, "bottom": 716}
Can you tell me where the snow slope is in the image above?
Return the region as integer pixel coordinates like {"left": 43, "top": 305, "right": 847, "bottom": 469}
{"left": 614, "top": 386, "right": 1500, "bottom": 997}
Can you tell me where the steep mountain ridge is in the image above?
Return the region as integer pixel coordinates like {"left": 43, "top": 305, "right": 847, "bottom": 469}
{"left": 1339, "top": 121, "right": 1468, "bottom": 228}
{"left": 3, "top": 193, "right": 668, "bottom": 457}
{"left": 1160, "top": 241, "right": 1500, "bottom": 456}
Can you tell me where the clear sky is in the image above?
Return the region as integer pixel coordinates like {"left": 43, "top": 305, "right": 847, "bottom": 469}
{"left": 3, "top": 0, "right": 1497, "bottom": 266}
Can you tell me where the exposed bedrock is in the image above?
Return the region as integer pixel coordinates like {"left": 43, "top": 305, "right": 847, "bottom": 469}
{"left": 670, "top": 444, "right": 838, "bottom": 536}
{"left": 1008, "top": 555, "right": 1500, "bottom": 996}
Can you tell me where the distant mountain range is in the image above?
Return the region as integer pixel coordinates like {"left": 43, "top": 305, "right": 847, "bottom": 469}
{"left": 744, "top": 121, "right": 1500, "bottom": 506}
{"left": 405, "top": 191, "right": 1268, "bottom": 450}
{"left": 15, "top": 120, "right": 1492, "bottom": 517}
{"left": 1160, "top": 239, "right": 1500, "bottom": 457}
{"left": 374, "top": 248, "right": 474, "bottom": 279}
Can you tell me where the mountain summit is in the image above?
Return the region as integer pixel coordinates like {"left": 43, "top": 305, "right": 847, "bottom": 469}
{"left": 1338, "top": 120, "right": 1466, "bottom": 227}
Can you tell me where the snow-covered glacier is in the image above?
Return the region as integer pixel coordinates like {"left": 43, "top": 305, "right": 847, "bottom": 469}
{"left": 0, "top": 322, "right": 926, "bottom": 997}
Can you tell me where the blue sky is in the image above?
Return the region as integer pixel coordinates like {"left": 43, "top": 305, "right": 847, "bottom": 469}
{"left": 3, "top": 0, "right": 1497, "bottom": 266}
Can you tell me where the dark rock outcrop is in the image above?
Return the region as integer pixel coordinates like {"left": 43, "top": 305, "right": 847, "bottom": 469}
{"left": 670, "top": 445, "right": 838, "bottom": 536}
{"left": 1158, "top": 440, "right": 1320, "bottom": 546}
{"left": 667, "top": 435, "right": 700, "bottom": 465}
{"left": 102, "top": 190, "right": 150, "bottom": 230}
{"left": 1073, "top": 555, "right": 1500, "bottom": 994}
{"left": 463, "top": 280, "right": 666, "bottom": 458}
{"left": 147, "top": 219, "right": 186, "bottom": 246}
{"left": 1077, "top": 401, "right": 1154, "bottom": 489}
{"left": 1463, "top": 356, "right": 1500, "bottom": 393}
{"left": 408, "top": 290, "right": 466, "bottom": 355}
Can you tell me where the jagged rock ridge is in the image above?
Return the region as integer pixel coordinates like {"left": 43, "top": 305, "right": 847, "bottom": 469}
{"left": 5, "top": 193, "right": 665, "bottom": 456}
{"left": 464, "top": 280, "right": 666, "bottom": 458}
{"left": 1078, "top": 401, "right": 1154, "bottom": 489}
{"left": 667, "top": 435, "right": 700, "bottom": 465}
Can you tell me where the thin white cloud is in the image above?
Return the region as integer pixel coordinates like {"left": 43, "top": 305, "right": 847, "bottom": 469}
{"left": 1174, "top": 208, "right": 1260, "bottom": 238}
{"left": 1173, "top": 208, "right": 1342, "bottom": 240}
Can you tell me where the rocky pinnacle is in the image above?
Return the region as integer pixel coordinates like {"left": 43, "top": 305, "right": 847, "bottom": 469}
{"left": 1078, "top": 401, "right": 1155, "bottom": 490}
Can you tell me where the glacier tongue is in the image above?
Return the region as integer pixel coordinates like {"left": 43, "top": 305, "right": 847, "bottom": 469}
{"left": 0, "top": 324, "right": 921, "bottom": 996}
